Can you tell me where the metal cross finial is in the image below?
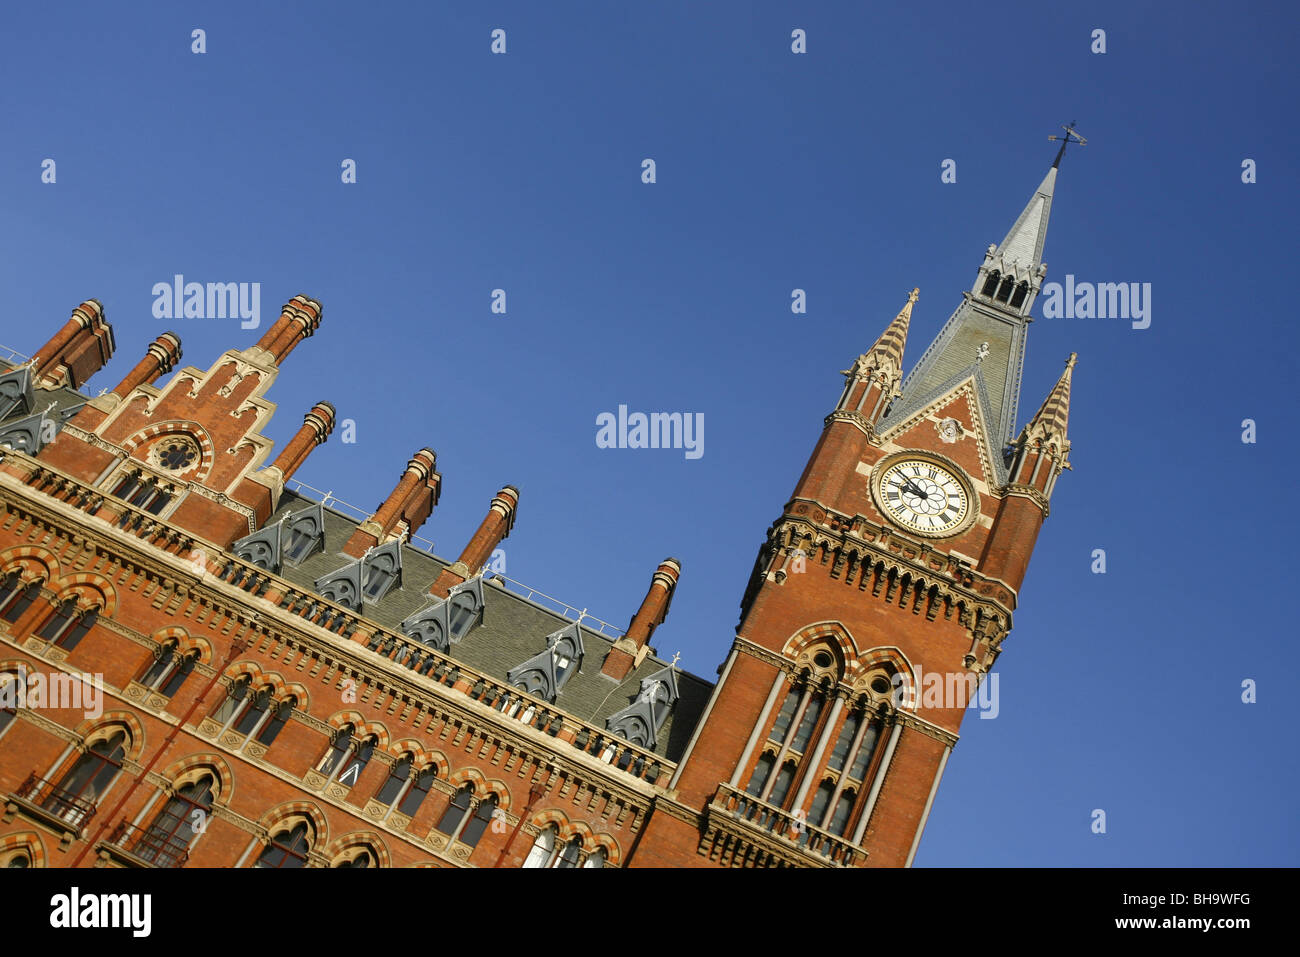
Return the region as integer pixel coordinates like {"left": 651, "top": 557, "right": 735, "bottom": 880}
{"left": 1048, "top": 122, "right": 1087, "bottom": 169}
{"left": 670, "top": 651, "right": 681, "bottom": 668}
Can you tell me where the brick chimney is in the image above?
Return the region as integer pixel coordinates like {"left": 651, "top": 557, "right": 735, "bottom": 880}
{"left": 110, "top": 332, "right": 182, "bottom": 398}
{"left": 31, "top": 300, "right": 115, "bottom": 390}
{"left": 601, "top": 558, "right": 682, "bottom": 680}
{"left": 429, "top": 485, "right": 519, "bottom": 598}
{"left": 253, "top": 295, "right": 322, "bottom": 365}
{"left": 343, "top": 448, "right": 441, "bottom": 557}
{"left": 269, "top": 401, "right": 336, "bottom": 483}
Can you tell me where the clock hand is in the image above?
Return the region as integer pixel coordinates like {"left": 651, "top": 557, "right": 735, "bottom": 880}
{"left": 896, "top": 474, "right": 927, "bottom": 499}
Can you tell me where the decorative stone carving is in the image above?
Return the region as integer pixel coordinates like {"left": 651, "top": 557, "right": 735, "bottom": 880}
{"left": 936, "top": 417, "right": 963, "bottom": 443}
{"left": 302, "top": 769, "right": 328, "bottom": 791}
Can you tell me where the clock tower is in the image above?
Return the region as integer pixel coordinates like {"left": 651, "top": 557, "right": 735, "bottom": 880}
{"left": 636, "top": 154, "right": 1077, "bottom": 867}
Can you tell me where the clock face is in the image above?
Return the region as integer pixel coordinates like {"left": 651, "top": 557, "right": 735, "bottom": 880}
{"left": 877, "top": 460, "right": 971, "bottom": 535}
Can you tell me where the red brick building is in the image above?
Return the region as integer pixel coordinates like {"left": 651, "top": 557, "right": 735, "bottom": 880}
{"left": 0, "top": 157, "right": 1075, "bottom": 869}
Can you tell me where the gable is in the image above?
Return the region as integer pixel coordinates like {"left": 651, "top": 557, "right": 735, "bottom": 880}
{"left": 877, "top": 369, "right": 1007, "bottom": 489}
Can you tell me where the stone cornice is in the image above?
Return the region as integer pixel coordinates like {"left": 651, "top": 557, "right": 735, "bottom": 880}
{"left": 775, "top": 504, "right": 1017, "bottom": 618}
{"left": 895, "top": 709, "right": 960, "bottom": 748}
{"left": 821, "top": 409, "right": 876, "bottom": 442}
{"left": 731, "top": 634, "right": 791, "bottom": 672}
{"left": 1001, "top": 482, "right": 1051, "bottom": 517}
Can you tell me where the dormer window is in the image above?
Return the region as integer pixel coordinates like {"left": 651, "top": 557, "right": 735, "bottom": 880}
{"left": 315, "top": 539, "right": 402, "bottom": 611}
{"left": 605, "top": 665, "right": 680, "bottom": 751}
{"left": 505, "top": 621, "right": 586, "bottom": 704}
{"left": 980, "top": 270, "right": 1001, "bottom": 298}
{"left": 282, "top": 504, "right": 324, "bottom": 565}
{"left": 1009, "top": 280, "right": 1029, "bottom": 309}
{"left": 996, "top": 275, "right": 1015, "bottom": 303}
{"left": 401, "top": 577, "right": 485, "bottom": 651}
{"left": 0, "top": 366, "right": 33, "bottom": 421}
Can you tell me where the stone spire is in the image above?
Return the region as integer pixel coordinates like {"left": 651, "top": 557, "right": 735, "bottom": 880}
{"left": 840, "top": 288, "right": 917, "bottom": 417}
{"left": 988, "top": 166, "right": 1056, "bottom": 283}
{"left": 1008, "top": 352, "right": 1075, "bottom": 494}
{"left": 879, "top": 161, "right": 1062, "bottom": 449}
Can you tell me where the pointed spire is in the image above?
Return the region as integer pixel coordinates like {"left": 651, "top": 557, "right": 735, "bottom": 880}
{"left": 1026, "top": 352, "right": 1075, "bottom": 442}
{"left": 885, "top": 160, "right": 1065, "bottom": 448}
{"left": 835, "top": 289, "right": 918, "bottom": 428}
{"left": 847, "top": 288, "right": 917, "bottom": 387}
{"left": 992, "top": 166, "right": 1056, "bottom": 275}
{"left": 1007, "top": 353, "right": 1075, "bottom": 495}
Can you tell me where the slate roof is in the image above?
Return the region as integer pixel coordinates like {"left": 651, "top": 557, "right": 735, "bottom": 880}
{"left": 260, "top": 490, "right": 715, "bottom": 762}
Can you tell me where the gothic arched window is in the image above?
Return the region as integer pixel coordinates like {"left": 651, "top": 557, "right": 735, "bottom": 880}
{"left": 137, "top": 775, "right": 215, "bottom": 867}
{"left": 0, "top": 668, "right": 25, "bottom": 739}
{"left": 399, "top": 766, "right": 436, "bottom": 817}
{"left": 1, "top": 577, "right": 42, "bottom": 624}
{"left": 39, "top": 599, "right": 99, "bottom": 650}
{"left": 767, "top": 760, "right": 798, "bottom": 808}
{"left": 376, "top": 754, "right": 413, "bottom": 807}
{"left": 522, "top": 826, "right": 556, "bottom": 868}
{"left": 460, "top": 793, "right": 497, "bottom": 849}
{"left": 140, "top": 641, "right": 198, "bottom": 698}
{"left": 49, "top": 730, "right": 128, "bottom": 822}
{"left": 254, "top": 822, "right": 311, "bottom": 869}
{"left": 436, "top": 785, "right": 474, "bottom": 837}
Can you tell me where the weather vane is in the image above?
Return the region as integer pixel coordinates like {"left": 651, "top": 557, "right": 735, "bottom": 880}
{"left": 1048, "top": 122, "right": 1087, "bottom": 168}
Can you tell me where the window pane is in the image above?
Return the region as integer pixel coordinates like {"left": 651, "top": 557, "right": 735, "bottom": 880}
{"left": 789, "top": 695, "right": 823, "bottom": 752}
{"left": 57, "top": 608, "right": 97, "bottom": 650}
{"left": 377, "top": 757, "right": 411, "bottom": 806}
{"left": 768, "top": 687, "right": 800, "bottom": 743}
{"left": 257, "top": 699, "right": 292, "bottom": 745}
{"left": 448, "top": 596, "right": 477, "bottom": 638}
{"left": 212, "top": 680, "right": 249, "bottom": 724}
{"left": 235, "top": 689, "right": 270, "bottom": 736}
{"left": 808, "top": 780, "right": 835, "bottom": 826}
{"left": 39, "top": 602, "right": 75, "bottom": 640}
{"left": 459, "top": 796, "right": 496, "bottom": 848}
{"left": 745, "top": 753, "right": 774, "bottom": 797}
{"left": 827, "top": 713, "right": 860, "bottom": 772}
{"left": 141, "top": 645, "right": 176, "bottom": 687}
{"left": 828, "top": 790, "right": 856, "bottom": 836}
{"left": 768, "top": 763, "right": 796, "bottom": 807}
{"left": 554, "top": 838, "right": 582, "bottom": 869}
{"left": 522, "top": 828, "right": 555, "bottom": 868}
{"left": 160, "top": 654, "right": 195, "bottom": 698}
{"left": 398, "top": 768, "right": 434, "bottom": 817}
{"left": 848, "top": 721, "right": 881, "bottom": 780}
{"left": 435, "top": 786, "right": 472, "bottom": 835}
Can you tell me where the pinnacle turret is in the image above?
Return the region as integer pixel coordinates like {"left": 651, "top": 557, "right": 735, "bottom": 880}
{"left": 835, "top": 289, "right": 918, "bottom": 427}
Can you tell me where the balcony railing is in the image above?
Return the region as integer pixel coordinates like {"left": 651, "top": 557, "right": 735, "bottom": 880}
{"left": 284, "top": 477, "right": 626, "bottom": 640}
{"left": 105, "top": 819, "right": 190, "bottom": 868}
{"left": 2, "top": 452, "right": 673, "bottom": 789}
{"left": 13, "top": 772, "right": 97, "bottom": 831}
{"left": 711, "top": 782, "right": 863, "bottom": 867}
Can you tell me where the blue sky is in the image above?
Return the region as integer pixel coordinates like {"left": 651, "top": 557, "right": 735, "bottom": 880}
{"left": 2, "top": 1, "right": 1296, "bottom": 866}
